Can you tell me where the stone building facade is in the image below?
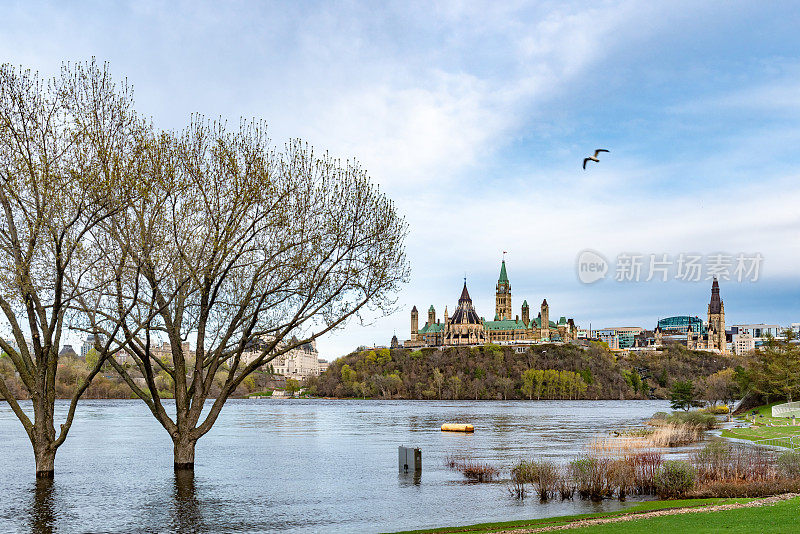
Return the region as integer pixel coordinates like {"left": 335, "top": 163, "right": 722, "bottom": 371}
{"left": 653, "top": 278, "right": 728, "bottom": 353}
{"left": 406, "top": 260, "right": 577, "bottom": 347}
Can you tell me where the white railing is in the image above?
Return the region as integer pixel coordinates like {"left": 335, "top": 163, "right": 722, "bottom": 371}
{"left": 772, "top": 401, "right": 800, "bottom": 418}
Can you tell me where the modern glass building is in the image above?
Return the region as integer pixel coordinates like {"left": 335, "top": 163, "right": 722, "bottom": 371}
{"left": 657, "top": 316, "right": 704, "bottom": 335}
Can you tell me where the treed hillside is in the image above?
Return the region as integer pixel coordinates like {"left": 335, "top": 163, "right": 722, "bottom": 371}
{"left": 309, "top": 343, "right": 744, "bottom": 401}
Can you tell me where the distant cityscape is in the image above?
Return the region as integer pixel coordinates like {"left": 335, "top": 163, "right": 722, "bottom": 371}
{"left": 390, "top": 260, "right": 799, "bottom": 356}
{"left": 53, "top": 337, "right": 330, "bottom": 383}
{"left": 41, "top": 261, "right": 797, "bottom": 373}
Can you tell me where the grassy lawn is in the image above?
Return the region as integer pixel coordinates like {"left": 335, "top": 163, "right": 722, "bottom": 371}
{"left": 571, "top": 496, "right": 800, "bottom": 533}
{"left": 754, "top": 402, "right": 783, "bottom": 417}
{"left": 722, "top": 402, "right": 800, "bottom": 444}
{"left": 389, "top": 498, "right": 753, "bottom": 534}
{"left": 721, "top": 424, "right": 800, "bottom": 442}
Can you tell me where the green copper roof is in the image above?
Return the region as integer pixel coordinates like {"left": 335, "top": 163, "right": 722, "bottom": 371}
{"left": 494, "top": 313, "right": 499, "bottom": 321}
{"left": 559, "top": 316, "right": 567, "bottom": 325}
{"left": 522, "top": 300, "right": 528, "bottom": 307}
{"left": 484, "top": 319, "right": 526, "bottom": 331}
{"left": 428, "top": 305, "right": 434, "bottom": 312}
{"left": 418, "top": 322, "right": 444, "bottom": 334}
{"left": 498, "top": 260, "right": 509, "bottom": 283}
{"left": 533, "top": 317, "right": 558, "bottom": 328}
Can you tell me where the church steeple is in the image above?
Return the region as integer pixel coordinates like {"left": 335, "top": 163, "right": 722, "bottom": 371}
{"left": 709, "top": 277, "right": 722, "bottom": 314}
{"left": 707, "top": 277, "right": 726, "bottom": 352}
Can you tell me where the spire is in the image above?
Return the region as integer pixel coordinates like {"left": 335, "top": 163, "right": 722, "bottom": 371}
{"left": 459, "top": 281, "right": 472, "bottom": 303}
{"left": 498, "top": 260, "right": 509, "bottom": 284}
{"left": 709, "top": 277, "right": 722, "bottom": 314}
{"left": 522, "top": 300, "right": 528, "bottom": 308}
{"left": 411, "top": 305, "right": 417, "bottom": 313}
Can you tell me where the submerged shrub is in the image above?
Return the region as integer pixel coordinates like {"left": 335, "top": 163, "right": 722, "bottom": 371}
{"left": 445, "top": 456, "right": 499, "bottom": 482}
{"left": 627, "top": 451, "right": 662, "bottom": 495}
{"left": 510, "top": 460, "right": 563, "bottom": 500}
{"left": 570, "top": 456, "right": 614, "bottom": 500}
{"left": 460, "top": 461, "right": 499, "bottom": 482}
{"left": 656, "top": 460, "right": 695, "bottom": 498}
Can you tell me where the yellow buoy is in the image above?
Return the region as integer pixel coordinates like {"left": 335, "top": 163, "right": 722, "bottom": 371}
{"left": 441, "top": 423, "right": 474, "bottom": 433}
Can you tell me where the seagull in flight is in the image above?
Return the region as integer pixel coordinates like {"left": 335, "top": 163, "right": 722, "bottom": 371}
{"left": 583, "top": 149, "right": 609, "bottom": 170}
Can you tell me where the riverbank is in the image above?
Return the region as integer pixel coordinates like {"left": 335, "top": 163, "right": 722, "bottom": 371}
{"left": 311, "top": 343, "right": 742, "bottom": 401}
{"left": 393, "top": 494, "right": 800, "bottom": 533}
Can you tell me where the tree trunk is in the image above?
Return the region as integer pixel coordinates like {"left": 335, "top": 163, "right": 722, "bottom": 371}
{"left": 173, "top": 436, "right": 197, "bottom": 471}
{"left": 34, "top": 443, "right": 56, "bottom": 479}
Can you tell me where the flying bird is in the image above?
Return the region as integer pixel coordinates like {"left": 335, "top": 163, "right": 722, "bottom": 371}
{"left": 583, "top": 149, "right": 609, "bottom": 170}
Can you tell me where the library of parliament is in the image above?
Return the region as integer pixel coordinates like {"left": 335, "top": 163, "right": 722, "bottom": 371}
{"left": 404, "top": 260, "right": 577, "bottom": 347}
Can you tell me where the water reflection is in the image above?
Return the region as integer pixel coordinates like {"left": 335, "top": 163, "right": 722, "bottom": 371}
{"left": 398, "top": 471, "right": 422, "bottom": 486}
{"left": 30, "top": 478, "right": 56, "bottom": 534}
{"left": 171, "top": 471, "right": 204, "bottom": 534}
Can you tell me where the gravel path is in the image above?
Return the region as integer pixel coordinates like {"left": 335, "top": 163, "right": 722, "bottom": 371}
{"left": 490, "top": 493, "right": 799, "bottom": 533}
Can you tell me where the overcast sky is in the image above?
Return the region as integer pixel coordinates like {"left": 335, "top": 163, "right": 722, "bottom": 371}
{"left": 4, "top": 1, "right": 799, "bottom": 359}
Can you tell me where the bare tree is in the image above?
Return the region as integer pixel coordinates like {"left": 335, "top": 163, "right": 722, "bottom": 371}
{"left": 91, "top": 118, "right": 408, "bottom": 470}
{"left": 0, "top": 61, "right": 140, "bottom": 477}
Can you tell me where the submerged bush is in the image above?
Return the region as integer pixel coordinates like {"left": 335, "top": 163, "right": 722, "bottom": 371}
{"left": 570, "top": 457, "right": 614, "bottom": 500}
{"left": 510, "top": 460, "right": 566, "bottom": 500}
{"left": 656, "top": 461, "right": 695, "bottom": 498}
{"left": 445, "top": 455, "right": 499, "bottom": 482}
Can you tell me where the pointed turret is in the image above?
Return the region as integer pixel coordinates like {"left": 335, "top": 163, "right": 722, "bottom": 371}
{"left": 498, "top": 260, "right": 509, "bottom": 283}
{"left": 459, "top": 281, "right": 472, "bottom": 303}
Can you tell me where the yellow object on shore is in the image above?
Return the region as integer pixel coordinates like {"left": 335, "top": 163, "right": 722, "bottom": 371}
{"left": 441, "top": 423, "right": 474, "bottom": 433}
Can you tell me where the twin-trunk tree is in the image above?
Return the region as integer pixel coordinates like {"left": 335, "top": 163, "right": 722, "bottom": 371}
{"left": 84, "top": 120, "right": 408, "bottom": 469}
{"left": 0, "top": 62, "right": 142, "bottom": 477}
{"left": 1, "top": 60, "right": 408, "bottom": 477}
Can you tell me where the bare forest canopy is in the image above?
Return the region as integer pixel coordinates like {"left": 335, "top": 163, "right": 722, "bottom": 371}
{"left": 309, "top": 343, "right": 747, "bottom": 402}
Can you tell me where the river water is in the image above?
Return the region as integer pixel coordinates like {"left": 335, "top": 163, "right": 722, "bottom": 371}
{"left": 0, "top": 399, "right": 677, "bottom": 533}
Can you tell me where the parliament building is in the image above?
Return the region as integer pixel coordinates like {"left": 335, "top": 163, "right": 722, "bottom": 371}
{"left": 405, "top": 260, "right": 577, "bottom": 347}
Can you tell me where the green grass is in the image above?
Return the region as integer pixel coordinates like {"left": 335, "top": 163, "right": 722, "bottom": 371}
{"left": 570, "top": 496, "right": 800, "bottom": 533}
{"left": 721, "top": 424, "right": 800, "bottom": 443}
{"left": 723, "top": 401, "right": 800, "bottom": 445}
{"left": 388, "top": 498, "right": 753, "bottom": 534}
{"left": 755, "top": 402, "right": 782, "bottom": 417}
